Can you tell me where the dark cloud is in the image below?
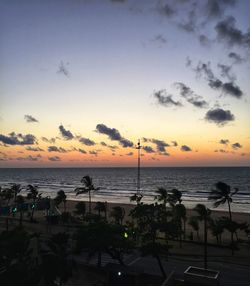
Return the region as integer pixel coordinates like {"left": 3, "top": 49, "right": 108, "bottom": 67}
{"left": 57, "top": 61, "right": 70, "bottom": 77}
{"left": 158, "top": 3, "right": 176, "bottom": 18}
{"left": 0, "top": 132, "right": 37, "bottom": 145}
{"left": 219, "top": 139, "right": 229, "bottom": 145}
{"left": 154, "top": 89, "right": 182, "bottom": 107}
{"left": 175, "top": 82, "right": 208, "bottom": 108}
{"left": 48, "top": 156, "right": 61, "bottom": 161}
{"left": 199, "top": 34, "right": 211, "bottom": 46}
{"left": 48, "top": 146, "right": 67, "bottom": 153}
{"left": 232, "top": 142, "right": 242, "bottom": 149}
{"left": 151, "top": 139, "right": 170, "bottom": 153}
{"left": 41, "top": 137, "right": 57, "bottom": 144}
{"left": 205, "top": 108, "right": 235, "bottom": 125}
{"left": 16, "top": 155, "right": 41, "bottom": 161}
{"left": 172, "top": 141, "right": 178, "bottom": 146}
{"left": 100, "top": 141, "right": 107, "bottom": 146}
{"left": 26, "top": 146, "right": 44, "bottom": 152}
{"left": 215, "top": 16, "right": 250, "bottom": 48}
{"left": 59, "top": 125, "right": 74, "bottom": 140}
{"left": 217, "top": 64, "right": 235, "bottom": 81}
{"left": 152, "top": 34, "right": 167, "bottom": 44}
{"left": 181, "top": 145, "right": 192, "bottom": 152}
{"left": 79, "top": 137, "right": 96, "bottom": 146}
{"left": 126, "top": 152, "right": 133, "bottom": 156}
{"left": 194, "top": 61, "right": 243, "bottom": 98}
{"left": 95, "top": 124, "right": 133, "bottom": 148}
{"left": 205, "top": 0, "right": 236, "bottom": 19}
{"left": 214, "top": 149, "right": 229, "bottom": 153}
{"left": 89, "top": 150, "right": 98, "bottom": 156}
{"left": 159, "top": 152, "right": 170, "bottom": 156}
{"left": 78, "top": 148, "right": 87, "bottom": 154}
{"left": 142, "top": 146, "right": 155, "bottom": 153}
{"left": 228, "top": 52, "right": 243, "bottom": 64}
{"left": 24, "top": 115, "right": 39, "bottom": 123}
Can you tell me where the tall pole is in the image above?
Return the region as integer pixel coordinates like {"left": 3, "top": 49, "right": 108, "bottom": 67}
{"left": 137, "top": 139, "right": 141, "bottom": 194}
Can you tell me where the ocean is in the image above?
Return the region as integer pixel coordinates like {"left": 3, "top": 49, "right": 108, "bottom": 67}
{"left": 0, "top": 167, "right": 250, "bottom": 213}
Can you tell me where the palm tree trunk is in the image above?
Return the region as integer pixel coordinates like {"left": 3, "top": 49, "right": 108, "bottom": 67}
{"left": 227, "top": 200, "right": 234, "bottom": 255}
{"left": 88, "top": 191, "right": 91, "bottom": 214}
{"left": 19, "top": 210, "right": 23, "bottom": 227}
{"left": 204, "top": 217, "right": 208, "bottom": 269}
{"left": 97, "top": 251, "right": 102, "bottom": 267}
{"left": 156, "top": 254, "right": 166, "bottom": 279}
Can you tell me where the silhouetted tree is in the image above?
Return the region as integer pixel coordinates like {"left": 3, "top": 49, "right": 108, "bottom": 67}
{"left": 75, "top": 176, "right": 99, "bottom": 214}
{"left": 26, "top": 185, "right": 40, "bottom": 222}
{"left": 193, "top": 204, "right": 211, "bottom": 269}
{"left": 209, "top": 181, "right": 238, "bottom": 254}
{"left": 94, "top": 201, "right": 107, "bottom": 220}
{"left": 55, "top": 190, "right": 67, "bottom": 212}
{"left": 74, "top": 201, "right": 86, "bottom": 221}
{"left": 110, "top": 206, "right": 125, "bottom": 225}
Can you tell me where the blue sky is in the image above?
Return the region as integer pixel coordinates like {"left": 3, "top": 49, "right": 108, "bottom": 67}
{"left": 0, "top": 0, "right": 250, "bottom": 167}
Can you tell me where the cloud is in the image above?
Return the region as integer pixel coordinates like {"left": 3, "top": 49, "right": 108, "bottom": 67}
{"left": 78, "top": 148, "right": 87, "bottom": 154}
{"left": 175, "top": 82, "right": 208, "bottom": 108}
{"left": 0, "top": 132, "right": 37, "bottom": 145}
{"left": 219, "top": 139, "right": 229, "bottom": 145}
{"left": 95, "top": 124, "right": 133, "bottom": 148}
{"left": 126, "top": 152, "right": 133, "bottom": 156}
{"left": 193, "top": 61, "right": 243, "bottom": 98}
{"left": 199, "top": 34, "right": 211, "bottom": 46}
{"left": 59, "top": 125, "right": 74, "bottom": 140}
{"left": 152, "top": 34, "right": 167, "bottom": 44}
{"left": 26, "top": 146, "right": 44, "bottom": 152}
{"left": 41, "top": 137, "right": 57, "bottom": 144}
{"left": 16, "top": 155, "right": 42, "bottom": 161}
{"left": 151, "top": 139, "right": 170, "bottom": 153}
{"left": 79, "top": 137, "right": 96, "bottom": 146}
{"left": 228, "top": 52, "right": 243, "bottom": 64}
{"left": 214, "top": 149, "right": 229, "bottom": 153}
{"left": 232, "top": 142, "right": 242, "bottom": 149}
{"left": 154, "top": 90, "right": 182, "bottom": 107}
{"left": 157, "top": 3, "right": 176, "bottom": 18}
{"left": 24, "top": 115, "right": 39, "bottom": 123}
{"left": 217, "top": 63, "right": 235, "bottom": 81}
{"left": 57, "top": 61, "right": 70, "bottom": 77}
{"left": 89, "top": 150, "right": 98, "bottom": 156}
{"left": 142, "top": 146, "right": 155, "bottom": 153}
{"left": 48, "top": 156, "right": 61, "bottom": 161}
{"left": 205, "top": 108, "right": 235, "bottom": 125}
{"left": 205, "top": 0, "right": 236, "bottom": 19}
{"left": 181, "top": 145, "right": 192, "bottom": 152}
{"left": 172, "top": 141, "right": 178, "bottom": 146}
{"left": 48, "top": 146, "right": 67, "bottom": 153}
{"left": 215, "top": 16, "right": 250, "bottom": 48}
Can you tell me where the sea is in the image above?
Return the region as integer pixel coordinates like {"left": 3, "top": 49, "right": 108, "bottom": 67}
{"left": 0, "top": 167, "right": 250, "bottom": 213}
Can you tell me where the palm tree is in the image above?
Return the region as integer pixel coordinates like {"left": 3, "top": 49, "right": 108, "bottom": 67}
{"left": 110, "top": 206, "right": 125, "bottom": 225}
{"left": 74, "top": 201, "right": 86, "bottom": 221}
{"left": 26, "top": 184, "right": 40, "bottom": 221}
{"left": 55, "top": 190, "right": 67, "bottom": 212}
{"left": 16, "top": 195, "right": 24, "bottom": 226}
{"left": 189, "top": 216, "right": 200, "bottom": 240}
{"left": 154, "top": 187, "right": 169, "bottom": 207}
{"left": 170, "top": 188, "right": 182, "bottom": 205}
{"left": 209, "top": 181, "right": 238, "bottom": 255}
{"left": 130, "top": 193, "right": 143, "bottom": 205}
{"left": 11, "top": 184, "right": 22, "bottom": 203}
{"left": 193, "top": 204, "right": 211, "bottom": 269}
{"left": 209, "top": 181, "right": 238, "bottom": 221}
{"left": 209, "top": 219, "right": 224, "bottom": 244}
{"left": 75, "top": 176, "right": 99, "bottom": 214}
{"left": 94, "top": 202, "right": 107, "bottom": 220}
{"left": 173, "top": 203, "right": 187, "bottom": 246}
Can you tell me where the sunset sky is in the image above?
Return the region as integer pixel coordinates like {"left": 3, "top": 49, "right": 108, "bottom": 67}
{"left": 0, "top": 0, "right": 249, "bottom": 167}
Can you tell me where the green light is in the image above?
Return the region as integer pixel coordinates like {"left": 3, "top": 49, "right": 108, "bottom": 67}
{"left": 124, "top": 232, "right": 128, "bottom": 238}
{"left": 13, "top": 207, "right": 17, "bottom": 213}
{"left": 31, "top": 204, "right": 35, "bottom": 209}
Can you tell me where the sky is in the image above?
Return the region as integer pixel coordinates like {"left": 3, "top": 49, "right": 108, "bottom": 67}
{"left": 0, "top": 0, "right": 250, "bottom": 167}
